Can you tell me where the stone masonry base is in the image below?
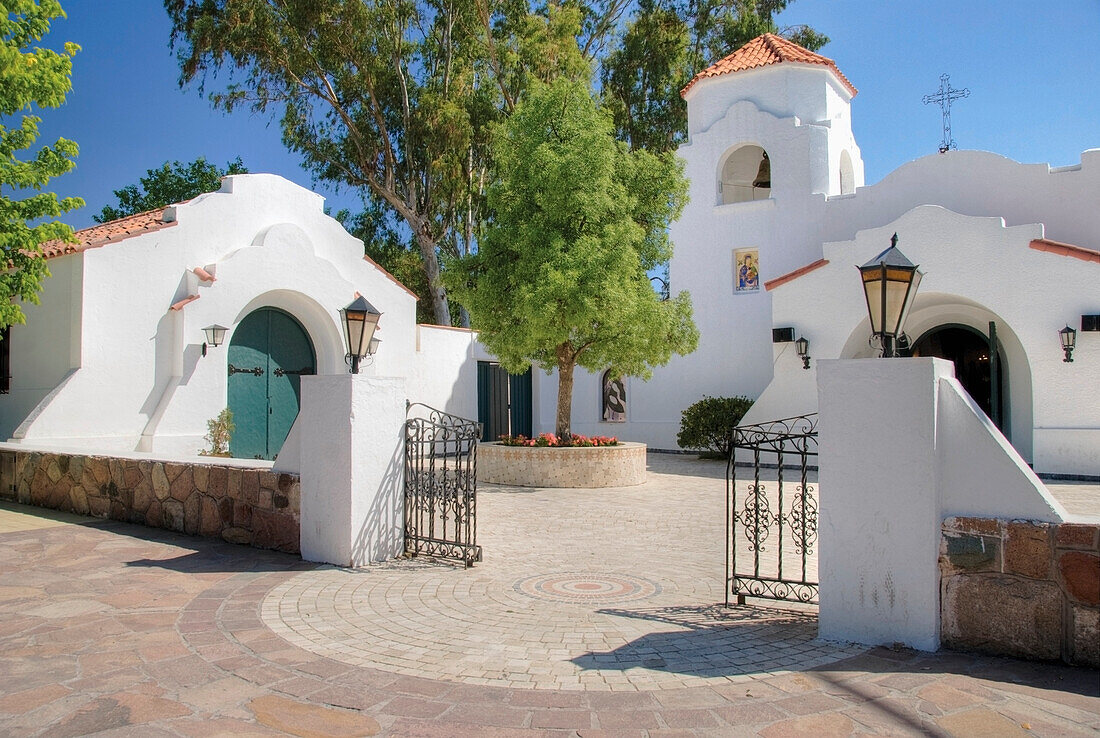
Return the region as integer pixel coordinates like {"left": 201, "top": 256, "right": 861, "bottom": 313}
{"left": 0, "top": 449, "right": 300, "bottom": 553}
{"left": 940, "top": 517, "right": 1099, "bottom": 667}
{"left": 478, "top": 442, "right": 647, "bottom": 487}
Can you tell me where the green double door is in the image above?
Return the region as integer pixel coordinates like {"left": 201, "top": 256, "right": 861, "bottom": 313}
{"left": 477, "top": 362, "right": 532, "bottom": 442}
{"left": 227, "top": 308, "right": 315, "bottom": 460}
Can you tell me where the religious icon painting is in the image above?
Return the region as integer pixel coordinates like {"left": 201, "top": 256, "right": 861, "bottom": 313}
{"left": 601, "top": 370, "right": 627, "bottom": 422}
{"left": 734, "top": 248, "right": 760, "bottom": 293}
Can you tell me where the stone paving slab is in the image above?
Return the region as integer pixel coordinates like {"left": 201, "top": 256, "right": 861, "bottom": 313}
{"left": 0, "top": 456, "right": 1098, "bottom": 737}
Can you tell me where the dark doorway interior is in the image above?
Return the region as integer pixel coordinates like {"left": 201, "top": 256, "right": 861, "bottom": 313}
{"left": 909, "top": 325, "right": 1005, "bottom": 428}
{"left": 476, "top": 362, "right": 532, "bottom": 442}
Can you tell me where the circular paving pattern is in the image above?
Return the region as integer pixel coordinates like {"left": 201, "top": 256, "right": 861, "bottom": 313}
{"left": 260, "top": 561, "right": 863, "bottom": 691}
{"left": 513, "top": 572, "right": 660, "bottom": 604}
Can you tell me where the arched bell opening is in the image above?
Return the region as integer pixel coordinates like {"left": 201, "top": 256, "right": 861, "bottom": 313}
{"left": 719, "top": 144, "right": 771, "bottom": 204}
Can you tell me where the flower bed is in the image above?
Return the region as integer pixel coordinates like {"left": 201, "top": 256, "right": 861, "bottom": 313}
{"left": 479, "top": 440, "right": 646, "bottom": 488}
{"left": 498, "top": 432, "right": 619, "bottom": 448}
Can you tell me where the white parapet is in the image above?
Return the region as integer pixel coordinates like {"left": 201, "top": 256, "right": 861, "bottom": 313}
{"left": 297, "top": 374, "right": 407, "bottom": 567}
{"left": 816, "top": 358, "right": 1066, "bottom": 653}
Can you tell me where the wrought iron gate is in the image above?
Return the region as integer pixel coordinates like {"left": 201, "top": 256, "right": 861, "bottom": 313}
{"left": 726, "top": 414, "right": 818, "bottom": 605}
{"left": 404, "top": 403, "right": 483, "bottom": 567}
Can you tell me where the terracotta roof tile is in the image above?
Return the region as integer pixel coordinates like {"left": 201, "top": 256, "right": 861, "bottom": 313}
{"left": 765, "top": 258, "right": 830, "bottom": 291}
{"left": 41, "top": 208, "right": 176, "bottom": 259}
{"left": 1029, "top": 238, "right": 1100, "bottom": 264}
{"left": 681, "top": 33, "right": 857, "bottom": 98}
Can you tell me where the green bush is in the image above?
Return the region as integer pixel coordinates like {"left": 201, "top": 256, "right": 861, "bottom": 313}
{"left": 676, "top": 396, "right": 754, "bottom": 458}
{"left": 200, "top": 408, "right": 234, "bottom": 456}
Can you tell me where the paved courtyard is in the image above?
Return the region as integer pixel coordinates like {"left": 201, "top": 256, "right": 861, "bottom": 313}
{"left": 0, "top": 454, "right": 1098, "bottom": 736}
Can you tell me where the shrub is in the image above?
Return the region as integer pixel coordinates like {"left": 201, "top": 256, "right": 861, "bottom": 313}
{"left": 201, "top": 408, "right": 234, "bottom": 456}
{"left": 676, "top": 396, "right": 754, "bottom": 458}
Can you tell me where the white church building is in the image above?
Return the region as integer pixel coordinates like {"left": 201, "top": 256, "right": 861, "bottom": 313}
{"left": 1, "top": 34, "right": 1096, "bottom": 478}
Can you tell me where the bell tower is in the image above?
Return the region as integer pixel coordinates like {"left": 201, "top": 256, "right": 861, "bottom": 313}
{"left": 680, "top": 33, "right": 864, "bottom": 200}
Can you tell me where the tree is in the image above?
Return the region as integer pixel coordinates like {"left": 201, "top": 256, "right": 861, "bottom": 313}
{"left": 0, "top": 0, "right": 82, "bottom": 330}
{"left": 602, "top": 0, "right": 827, "bottom": 152}
{"left": 165, "top": 0, "right": 589, "bottom": 327}
{"left": 94, "top": 156, "right": 247, "bottom": 222}
{"left": 446, "top": 78, "right": 698, "bottom": 438}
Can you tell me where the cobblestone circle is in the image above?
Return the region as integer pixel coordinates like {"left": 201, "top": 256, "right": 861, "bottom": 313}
{"left": 260, "top": 456, "right": 863, "bottom": 691}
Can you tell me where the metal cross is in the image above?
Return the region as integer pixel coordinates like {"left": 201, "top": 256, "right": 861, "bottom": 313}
{"left": 922, "top": 73, "right": 970, "bottom": 153}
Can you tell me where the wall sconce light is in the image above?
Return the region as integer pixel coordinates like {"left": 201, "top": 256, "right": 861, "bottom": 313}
{"left": 1059, "top": 325, "right": 1076, "bottom": 363}
{"left": 796, "top": 336, "right": 811, "bottom": 370}
{"left": 201, "top": 324, "right": 228, "bottom": 357}
{"left": 341, "top": 296, "right": 382, "bottom": 374}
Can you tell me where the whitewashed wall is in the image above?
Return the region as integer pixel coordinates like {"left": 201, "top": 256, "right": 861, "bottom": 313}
{"left": 817, "top": 358, "right": 1066, "bottom": 651}
{"left": 4, "top": 175, "right": 418, "bottom": 457}
{"left": 4, "top": 256, "right": 82, "bottom": 443}
{"left": 753, "top": 205, "right": 1100, "bottom": 475}
{"left": 409, "top": 324, "right": 490, "bottom": 420}
{"left": 549, "top": 61, "right": 1099, "bottom": 474}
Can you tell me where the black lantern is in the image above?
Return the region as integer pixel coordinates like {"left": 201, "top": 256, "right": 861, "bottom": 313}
{"left": 201, "top": 324, "right": 228, "bottom": 357}
{"left": 857, "top": 234, "right": 923, "bottom": 357}
{"left": 341, "top": 296, "right": 382, "bottom": 374}
{"left": 795, "top": 335, "right": 811, "bottom": 370}
{"left": 1059, "top": 325, "right": 1076, "bottom": 363}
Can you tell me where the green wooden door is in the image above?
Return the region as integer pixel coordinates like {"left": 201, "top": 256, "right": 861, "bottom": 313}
{"left": 227, "top": 308, "right": 315, "bottom": 460}
{"left": 477, "top": 362, "right": 532, "bottom": 442}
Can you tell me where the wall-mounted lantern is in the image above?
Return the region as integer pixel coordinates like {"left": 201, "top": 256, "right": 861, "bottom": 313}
{"left": 341, "top": 296, "right": 382, "bottom": 374}
{"left": 857, "top": 233, "right": 923, "bottom": 357}
{"left": 201, "top": 324, "right": 228, "bottom": 357}
{"left": 796, "top": 336, "right": 811, "bottom": 370}
{"left": 1059, "top": 325, "right": 1076, "bottom": 363}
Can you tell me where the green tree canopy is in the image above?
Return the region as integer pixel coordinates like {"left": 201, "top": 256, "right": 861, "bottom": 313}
{"left": 602, "top": 0, "right": 828, "bottom": 151}
{"left": 165, "top": 0, "right": 590, "bottom": 327}
{"left": 94, "top": 156, "right": 247, "bottom": 223}
{"left": 0, "top": 0, "right": 82, "bottom": 330}
{"left": 446, "top": 77, "right": 698, "bottom": 437}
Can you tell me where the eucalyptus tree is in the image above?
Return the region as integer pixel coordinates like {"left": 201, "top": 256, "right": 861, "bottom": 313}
{"left": 166, "top": 0, "right": 600, "bottom": 326}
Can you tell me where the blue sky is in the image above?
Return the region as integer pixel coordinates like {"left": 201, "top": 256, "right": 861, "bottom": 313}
{"left": 35, "top": 0, "right": 1100, "bottom": 230}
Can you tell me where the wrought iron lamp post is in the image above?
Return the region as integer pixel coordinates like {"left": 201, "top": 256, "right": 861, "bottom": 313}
{"left": 857, "top": 234, "right": 923, "bottom": 357}
{"left": 340, "top": 296, "right": 382, "bottom": 374}
{"left": 1059, "top": 325, "right": 1076, "bottom": 363}
{"left": 201, "top": 324, "right": 228, "bottom": 357}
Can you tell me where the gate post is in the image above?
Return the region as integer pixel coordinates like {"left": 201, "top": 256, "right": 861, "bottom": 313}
{"left": 816, "top": 358, "right": 954, "bottom": 652}
{"left": 298, "top": 374, "right": 407, "bottom": 566}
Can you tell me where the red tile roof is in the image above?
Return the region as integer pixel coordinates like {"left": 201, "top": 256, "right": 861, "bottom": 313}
{"left": 1029, "top": 238, "right": 1100, "bottom": 264}
{"left": 681, "top": 33, "right": 857, "bottom": 99}
{"left": 765, "top": 258, "right": 830, "bottom": 291}
{"left": 40, "top": 208, "right": 176, "bottom": 259}
{"left": 41, "top": 204, "right": 421, "bottom": 301}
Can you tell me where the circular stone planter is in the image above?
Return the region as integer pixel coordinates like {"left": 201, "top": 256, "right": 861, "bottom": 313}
{"left": 478, "top": 441, "right": 646, "bottom": 488}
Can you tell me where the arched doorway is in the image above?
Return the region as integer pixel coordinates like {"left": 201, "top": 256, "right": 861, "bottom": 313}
{"left": 228, "top": 307, "right": 316, "bottom": 459}
{"left": 909, "top": 325, "right": 1005, "bottom": 430}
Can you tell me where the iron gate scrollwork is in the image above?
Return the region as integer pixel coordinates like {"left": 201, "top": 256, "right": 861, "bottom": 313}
{"left": 727, "top": 414, "right": 818, "bottom": 605}
{"left": 404, "top": 403, "right": 483, "bottom": 567}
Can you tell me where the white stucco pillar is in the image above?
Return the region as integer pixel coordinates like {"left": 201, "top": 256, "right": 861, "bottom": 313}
{"left": 816, "top": 357, "right": 955, "bottom": 652}
{"left": 298, "top": 374, "right": 406, "bottom": 566}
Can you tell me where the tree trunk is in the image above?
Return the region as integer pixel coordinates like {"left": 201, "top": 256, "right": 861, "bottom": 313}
{"left": 555, "top": 344, "right": 575, "bottom": 439}
{"left": 414, "top": 225, "right": 452, "bottom": 326}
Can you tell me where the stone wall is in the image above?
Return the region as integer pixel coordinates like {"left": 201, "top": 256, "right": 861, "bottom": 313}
{"left": 940, "top": 517, "right": 1099, "bottom": 667}
{"left": 0, "top": 450, "right": 299, "bottom": 554}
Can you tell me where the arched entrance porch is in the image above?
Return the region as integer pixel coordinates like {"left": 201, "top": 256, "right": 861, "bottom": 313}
{"left": 839, "top": 293, "right": 1034, "bottom": 463}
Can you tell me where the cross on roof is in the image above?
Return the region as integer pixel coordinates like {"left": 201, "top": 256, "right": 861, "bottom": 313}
{"left": 922, "top": 74, "right": 970, "bottom": 153}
